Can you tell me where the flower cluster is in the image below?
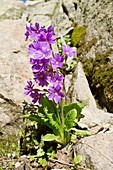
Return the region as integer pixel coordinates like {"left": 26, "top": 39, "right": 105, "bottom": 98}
{"left": 24, "top": 22, "right": 76, "bottom": 105}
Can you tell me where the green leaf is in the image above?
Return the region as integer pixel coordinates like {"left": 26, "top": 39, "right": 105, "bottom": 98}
{"left": 19, "top": 129, "right": 24, "bottom": 137}
{"left": 30, "top": 155, "right": 35, "bottom": 161}
{"left": 37, "top": 97, "right": 62, "bottom": 135}
{"left": 74, "top": 155, "right": 82, "bottom": 165}
{"left": 47, "top": 147, "right": 56, "bottom": 159}
{"left": 64, "top": 109, "right": 78, "bottom": 130}
{"left": 37, "top": 148, "right": 45, "bottom": 157}
{"left": 73, "top": 129, "right": 91, "bottom": 137}
{"left": 21, "top": 114, "right": 39, "bottom": 122}
{"left": 63, "top": 103, "right": 84, "bottom": 122}
{"left": 39, "top": 105, "right": 62, "bottom": 136}
{"left": 38, "top": 158, "right": 47, "bottom": 167}
{"left": 71, "top": 134, "right": 77, "bottom": 143}
{"left": 39, "top": 96, "right": 56, "bottom": 114}
{"left": 41, "top": 134, "right": 58, "bottom": 142}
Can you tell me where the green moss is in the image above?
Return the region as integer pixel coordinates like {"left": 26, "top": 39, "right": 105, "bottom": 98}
{"left": 83, "top": 50, "right": 113, "bottom": 112}
{"left": 71, "top": 26, "right": 86, "bottom": 46}
{"left": 92, "top": 52, "right": 113, "bottom": 87}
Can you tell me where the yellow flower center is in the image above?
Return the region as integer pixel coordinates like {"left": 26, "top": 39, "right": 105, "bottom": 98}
{"left": 37, "top": 95, "right": 40, "bottom": 99}
{"left": 55, "top": 92, "right": 58, "bottom": 95}
{"left": 40, "top": 75, "right": 43, "bottom": 78}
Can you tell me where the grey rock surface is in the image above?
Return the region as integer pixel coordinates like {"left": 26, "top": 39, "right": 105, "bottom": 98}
{"left": 72, "top": 62, "right": 97, "bottom": 110}
{"left": 23, "top": 0, "right": 56, "bottom": 23}
{"left": 0, "top": 19, "right": 32, "bottom": 125}
{"left": 0, "top": 19, "right": 32, "bottom": 104}
{"left": 51, "top": 0, "right": 72, "bottom": 37}
{"left": 0, "top": 0, "right": 26, "bottom": 20}
{"left": 75, "top": 132, "right": 113, "bottom": 170}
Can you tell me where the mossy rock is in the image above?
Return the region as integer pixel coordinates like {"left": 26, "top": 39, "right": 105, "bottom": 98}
{"left": 71, "top": 26, "right": 86, "bottom": 47}
{"left": 83, "top": 51, "right": 113, "bottom": 112}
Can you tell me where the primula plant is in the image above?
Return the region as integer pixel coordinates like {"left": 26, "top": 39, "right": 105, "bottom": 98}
{"left": 23, "top": 22, "right": 85, "bottom": 149}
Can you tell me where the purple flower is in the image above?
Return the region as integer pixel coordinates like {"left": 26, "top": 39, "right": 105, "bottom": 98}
{"left": 47, "top": 25, "right": 54, "bottom": 32}
{"left": 25, "top": 23, "right": 33, "bottom": 41}
{"left": 39, "top": 26, "right": 47, "bottom": 33}
{"left": 38, "top": 32, "right": 56, "bottom": 44}
{"left": 51, "top": 73, "right": 64, "bottom": 86}
{"left": 30, "top": 89, "right": 43, "bottom": 104}
{"left": 30, "top": 58, "right": 38, "bottom": 65}
{"left": 28, "top": 41, "right": 42, "bottom": 55}
{"left": 30, "top": 22, "right": 40, "bottom": 39}
{"left": 28, "top": 41, "right": 47, "bottom": 54}
{"left": 62, "top": 44, "right": 76, "bottom": 57}
{"left": 37, "top": 25, "right": 56, "bottom": 44}
{"left": 46, "top": 32, "right": 56, "bottom": 44}
{"left": 28, "top": 41, "right": 51, "bottom": 59}
{"left": 51, "top": 53, "right": 64, "bottom": 69}
{"left": 34, "top": 71, "right": 49, "bottom": 87}
{"left": 32, "top": 58, "right": 49, "bottom": 71}
{"left": 48, "top": 85, "right": 64, "bottom": 104}
{"left": 34, "top": 45, "right": 52, "bottom": 59}
{"left": 25, "top": 23, "right": 40, "bottom": 40}
{"left": 24, "top": 81, "right": 34, "bottom": 95}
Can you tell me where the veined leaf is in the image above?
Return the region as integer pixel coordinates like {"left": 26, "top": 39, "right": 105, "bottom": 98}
{"left": 38, "top": 99, "right": 62, "bottom": 136}
{"left": 46, "top": 112, "right": 61, "bottom": 135}
{"left": 63, "top": 103, "right": 84, "bottom": 121}
{"left": 21, "top": 114, "right": 40, "bottom": 122}
{"left": 39, "top": 96, "right": 56, "bottom": 114}
{"left": 22, "top": 97, "right": 62, "bottom": 139}
{"left": 41, "top": 134, "right": 58, "bottom": 142}
{"left": 64, "top": 109, "right": 78, "bottom": 130}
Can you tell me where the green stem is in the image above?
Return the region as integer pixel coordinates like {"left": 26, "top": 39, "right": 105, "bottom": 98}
{"left": 56, "top": 105, "right": 61, "bottom": 125}
{"left": 53, "top": 102, "right": 61, "bottom": 126}
{"left": 61, "top": 98, "right": 64, "bottom": 141}
{"left": 63, "top": 54, "right": 68, "bottom": 104}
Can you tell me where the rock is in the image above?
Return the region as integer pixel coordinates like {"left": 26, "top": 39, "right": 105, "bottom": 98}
{"left": 62, "top": 0, "right": 113, "bottom": 112}
{"left": 0, "top": 96, "right": 21, "bottom": 127}
{"left": 75, "top": 132, "right": 113, "bottom": 170}
{"left": 0, "top": 19, "right": 32, "bottom": 124}
{"left": 62, "top": 0, "right": 77, "bottom": 22}
{"left": 51, "top": 0, "right": 72, "bottom": 36}
{"left": 78, "top": 107, "right": 113, "bottom": 130}
{"left": 31, "top": 15, "right": 51, "bottom": 28}
{"left": 0, "top": 112, "right": 10, "bottom": 126}
{"left": 23, "top": 0, "right": 56, "bottom": 23}
{"left": 0, "top": 0, "right": 26, "bottom": 20}
{"left": 71, "top": 62, "right": 97, "bottom": 110}
{"left": 70, "top": 62, "right": 113, "bottom": 134}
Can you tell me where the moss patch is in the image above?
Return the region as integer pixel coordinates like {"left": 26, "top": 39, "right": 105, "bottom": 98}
{"left": 83, "top": 50, "right": 113, "bottom": 112}
{"left": 71, "top": 26, "right": 86, "bottom": 47}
